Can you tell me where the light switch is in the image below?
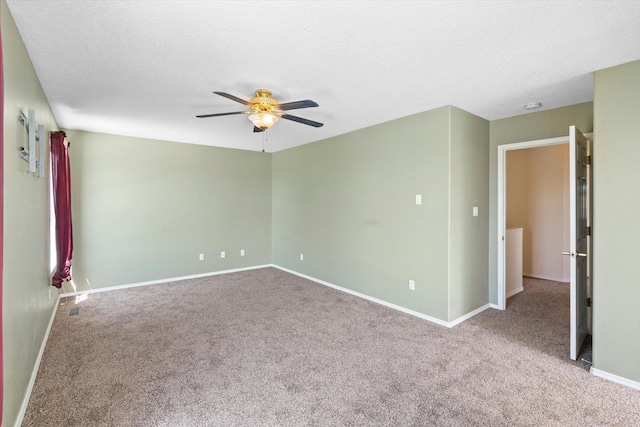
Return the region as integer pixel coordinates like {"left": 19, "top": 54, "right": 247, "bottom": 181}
{"left": 473, "top": 206, "right": 478, "bottom": 217}
{"left": 415, "top": 194, "right": 422, "bottom": 205}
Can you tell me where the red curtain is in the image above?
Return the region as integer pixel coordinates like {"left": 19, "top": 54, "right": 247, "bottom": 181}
{"left": 0, "top": 20, "right": 5, "bottom": 421}
{"left": 50, "top": 131, "right": 73, "bottom": 288}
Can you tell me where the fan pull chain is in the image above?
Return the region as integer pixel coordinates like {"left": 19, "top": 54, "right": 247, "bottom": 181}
{"left": 263, "top": 130, "right": 267, "bottom": 153}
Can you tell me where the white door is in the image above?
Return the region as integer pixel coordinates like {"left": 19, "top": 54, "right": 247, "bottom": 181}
{"left": 567, "top": 125, "right": 589, "bottom": 360}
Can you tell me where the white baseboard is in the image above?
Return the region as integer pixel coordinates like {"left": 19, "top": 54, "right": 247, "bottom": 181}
{"left": 506, "top": 286, "right": 524, "bottom": 299}
{"left": 448, "top": 303, "right": 491, "bottom": 327}
{"left": 523, "top": 273, "right": 569, "bottom": 283}
{"left": 59, "top": 264, "right": 272, "bottom": 297}
{"left": 60, "top": 264, "right": 493, "bottom": 329}
{"left": 489, "top": 303, "right": 501, "bottom": 310}
{"left": 590, "top": 367, "right": 640, "bottom": 391}
{"left": 271, "top": 265, "right": 490, "bottom": 328}
{"left": 16, "top": 294, "right": 61, "bottom": 427}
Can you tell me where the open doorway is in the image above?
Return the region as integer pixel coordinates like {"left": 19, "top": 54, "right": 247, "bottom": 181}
{"left": 497, "top": 133, "right": 593, "bottom": 362}
{"left": 506, "top": 144, "right": 570, "bottom": 288}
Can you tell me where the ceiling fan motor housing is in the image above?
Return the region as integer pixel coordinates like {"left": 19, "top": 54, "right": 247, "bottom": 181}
{"left": 249, "top": 89, "right": 279, "bottom": 113}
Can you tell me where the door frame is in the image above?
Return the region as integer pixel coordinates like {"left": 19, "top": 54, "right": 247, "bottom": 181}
{"left": 496, "top": 133, "right": 592, "bottom": 310}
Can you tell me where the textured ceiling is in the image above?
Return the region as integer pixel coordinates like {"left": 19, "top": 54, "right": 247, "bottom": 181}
{"left": 6, "top": 1, "right": 640, "bottom": 152}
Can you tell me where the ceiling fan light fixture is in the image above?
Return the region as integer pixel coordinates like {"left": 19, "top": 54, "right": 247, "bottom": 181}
{"left": 249, "top": 112, "right": 278, "bottom": 130}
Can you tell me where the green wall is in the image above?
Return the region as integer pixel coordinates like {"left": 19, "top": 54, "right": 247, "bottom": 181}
{"left": 592, "top": 60, "right": 640, "bottom": 383}
{"left": 66, "top": 131, "right": 272, "bottom": 291}
{"left": 2, "top": 1, "right": 59, "bottom": 425}
{"left": 273, "top": 106, "right": 490, "bottom": 322}
{"left": 449, "top": 107, "right": 490, "bottom": 321}
{"left": 488, "top": 102, "right": 593, "bottom": 303}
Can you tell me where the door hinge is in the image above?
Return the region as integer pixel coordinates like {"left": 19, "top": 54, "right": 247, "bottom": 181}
{"left": 586, "top": 155, "right": 591, "bottom": 165}
{"left": 587, "top": 297, "right": 591, "bottom": 307}
{"left": 587, "top": 226, "right": 591, "bottom": 236}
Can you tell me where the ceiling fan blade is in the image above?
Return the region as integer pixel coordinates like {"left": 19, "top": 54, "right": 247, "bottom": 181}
{"left": 276, "top": 100, "right": 319, "bottom": 111}
{"left": 213, "top": 91, "right": 251, "bottom": 106}
{"left": 280, "top": 114, "right": 324, "bottom": 128}
{"left": 253, "top": 126, "right": 265, "bottom": 133}
{"left": 196, "top": 111, "right": 247, "bottom": 118}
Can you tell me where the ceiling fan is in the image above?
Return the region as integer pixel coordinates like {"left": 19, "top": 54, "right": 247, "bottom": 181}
{"left": 196, "top": 89, "right": 323, "bottom": 132}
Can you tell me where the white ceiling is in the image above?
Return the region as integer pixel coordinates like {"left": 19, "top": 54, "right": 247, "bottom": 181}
{"left": 7, "top": 1, "right": 640, "bottom": 152}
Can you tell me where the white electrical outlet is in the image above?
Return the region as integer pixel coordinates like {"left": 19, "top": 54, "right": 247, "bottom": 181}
{"left": 221, "top": 251, "right": 225, "bottom": 259}
{"left": 409, "top": 280, "right": 415, "bottom": 291}
{"left": 300, "top": 253, "right": 304, "bottom": 261}
{"left": 199, "top": 253, "right": 205, "bottom": 261}
{"left": 240, "top": 249, "right": 245, "bottom": 256}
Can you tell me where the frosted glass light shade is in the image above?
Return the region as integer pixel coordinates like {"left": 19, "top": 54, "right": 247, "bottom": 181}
{"left": 248, "top": 112, "right": 278, "bottom": 129}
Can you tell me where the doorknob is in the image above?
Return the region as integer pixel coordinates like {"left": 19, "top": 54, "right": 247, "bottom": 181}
{"left": 562, "top": 251, "right": 587, "bottom": 258}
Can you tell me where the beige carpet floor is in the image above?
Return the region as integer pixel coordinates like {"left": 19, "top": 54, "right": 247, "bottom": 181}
{"left": 23, "top": 268, "right": 640, "bottom": 426}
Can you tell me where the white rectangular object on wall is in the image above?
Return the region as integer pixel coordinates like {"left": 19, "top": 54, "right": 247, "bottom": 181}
{"left": 37, "top": 124, "right": 45, "bottom": 177}
{"left": 28, "top": 109, "right": 36, "bottom": 173}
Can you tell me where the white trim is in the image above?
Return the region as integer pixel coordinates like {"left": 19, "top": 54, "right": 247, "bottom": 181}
{"left": 59, "top": 265, "right": 272, "bottom": 297}
{"left": 496, "top": 132, "right": 593, "bottom": 310}
{"left": 16, "top": 294, "right": 61, "bottom": 427}
{"left": 448, "top": 303, "right": 492, "bottom": 327}
{"left": 272, "top": 265, "right": 491, "bottom": 328}
{"left": 447, "top": 107, "right": 453, "bottom": 321}
{"left": 590, "top": 368, "right": 640, "bottom": 391}
{"left": 497, "top": 145, "right": 506, "bottom": 310}
{"left": 506, "top": 286, "right": 524, "bottom": 299}
{"left": 489, "top": 303, "right": 501, "bottom": 310}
